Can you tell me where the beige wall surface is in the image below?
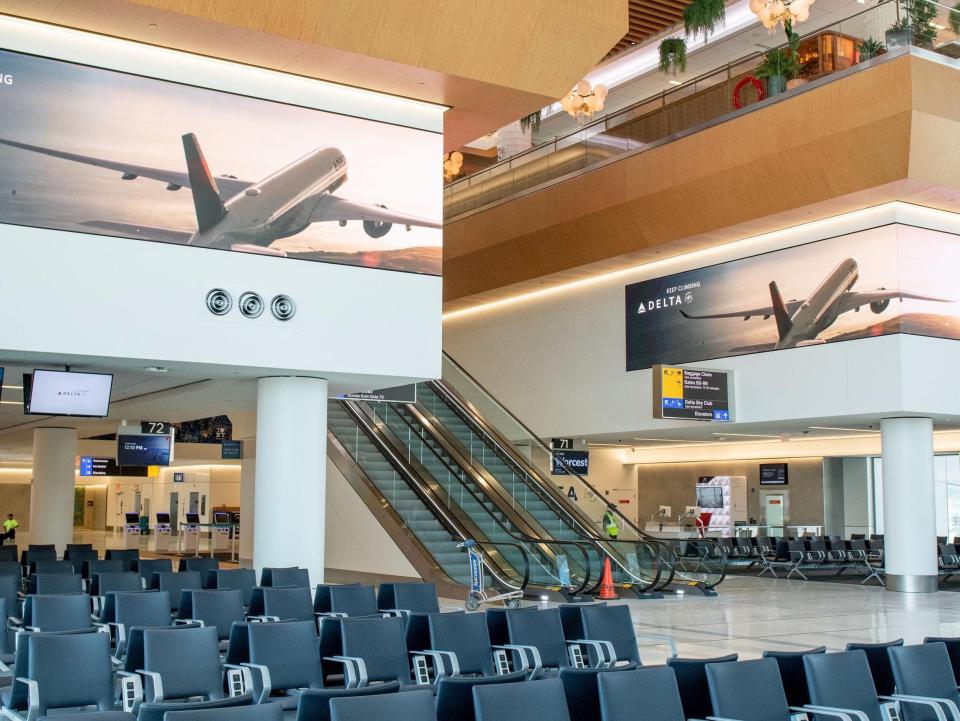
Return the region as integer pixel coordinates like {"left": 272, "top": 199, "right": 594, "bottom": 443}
{"left": 634, "top": 457, "right": 825, "bottom": 528}
{"left": 0, "top": 483, "right": 31, "bottom": 532}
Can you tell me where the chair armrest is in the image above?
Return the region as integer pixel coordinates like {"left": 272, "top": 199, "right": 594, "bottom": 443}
{"left": 634, "top": 634, "right": 678, "bottom": 659}
{"left": 492, "top": 644, "right": 542, "bottom": 675}
{"left": 882, "top": 694, "right": 956, "bottom": 721}
{"left": 173, "top": 618, "right": 202, "bottom": 627}
{"left": 793, "top": 704, "right": 867, "bottom": 721}
{"left": 15, "top": 677, "right": 39, "bottom": 721}
{"left": 706, "top": 716, "right": 749, "bottom": 721}
{"left": 116, "top": 671, "right": 143, "bottom": 713}
{"left": 380, "top": 609, "right": 410, "bottom": 618}
{"left": 324, "top": 655, "right": 367, "bottom": 689}
{"left": 566, "top": 639, "right": 615, "bottom": 667}
{"left": 135, "top": 669, "right": 165, "bottom": 703}
{"left": 411, "top": 649, "right": 459, "bottom": 678}
{"left": 245, "top": 615, "right": 279, "bottom": 623}
{"left": 236, "top": 663, "right": 271, "bottom": 705}
{"left": 315, "top": 612, "right": 347, "bottom": 619}
{"left": 223, "top": 664, "right": 255, "bottom": 700}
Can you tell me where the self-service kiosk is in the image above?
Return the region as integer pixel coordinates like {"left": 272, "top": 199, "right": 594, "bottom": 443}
{"left": 154, "top": 512, "right": 172, "bottom": 552}
{"left": 181, "top": 512, "right": 201, "bottom": 555}
{"left": 122, "top": 512, "right": 141, "bottom": 549}
{"left": 211, "top": 511, "right": 231, "bottom": 554}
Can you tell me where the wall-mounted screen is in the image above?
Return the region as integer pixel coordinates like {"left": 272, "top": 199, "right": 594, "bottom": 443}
{"left": 654, "top": 365, "right": 731, "bottom": 422}
{"left": 0, "top": 48, "right": 441, "bottom": 275}
{"left": 625, "top": 227, "right": 960, "bottom": 370}
{"left": 79, "top": 456, "right": 119, "bottom": 476}
{"left": 28, "top": 369, "right": 113, "bottom": 417}
{"left": 117, "top": 434, "right": 171, "bottom": 466}
{"left": 696, "top": 486, "right": 724, "bottom": 509}
{"left": 760, "top": 463, "right": 789, "bottom": 485}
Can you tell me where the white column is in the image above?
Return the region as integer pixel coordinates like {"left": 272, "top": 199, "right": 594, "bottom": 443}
{"left": 253, "top": 377, "right": 327, "bottom": 585}
{"left": 239, "top": 437, "right": 256, "bottom": 567}
{"left": 881, "top": 417, "right": 937, "bottom": 592}
{"left": 30, "top": 428, "right": 78, "bottom": 550}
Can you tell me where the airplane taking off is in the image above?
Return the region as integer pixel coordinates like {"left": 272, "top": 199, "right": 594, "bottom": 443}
{"left": 679, "top": 257, "right": 950, "bottom": 351}
{"left": 0, "top": 134, "right": 441, "bottom": 255}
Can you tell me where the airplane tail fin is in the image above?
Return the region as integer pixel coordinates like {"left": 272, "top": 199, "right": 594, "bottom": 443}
{"left": 769, "top": 280, "right": 793, "bottom": 340}
{"left": 182, "top": 133, "right": 227, "bottom": 233}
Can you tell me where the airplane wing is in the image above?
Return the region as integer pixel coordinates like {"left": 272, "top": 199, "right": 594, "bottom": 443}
{"left": 839, "top": 289, "right": 952, "bottom": 312}
{"left": 80, "top": 220, "right": 194, "bottom": 244}
{"left": 0, "top": 137, "right": 254, "bottom": 200}
{"left": 310, "top": 194, "right": 442, "bottom": 229}
{"left": 679, "top": 300, "right": 803, "bottom": 321}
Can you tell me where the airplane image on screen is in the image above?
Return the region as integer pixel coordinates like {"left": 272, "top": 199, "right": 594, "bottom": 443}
{"left": 679, "top": 257, "right": 949, "bottom": 351}
{"left": 0, "top": 134, "right": 441, "bottom": 255}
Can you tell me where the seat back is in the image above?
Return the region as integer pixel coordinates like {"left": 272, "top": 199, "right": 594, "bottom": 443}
{"left": 428, "top": 611, "right": 493, "bottom": 676}
{"left": 580, "top": 604, "right": 641, "bottom": 665}
{"left": 435, "top": 672, "right": 526, "bottom": 721}
{"left": 391, "top": 583, "right": 440, "bottom": 614}
{"left": 92, "top": 571, "right": 143, "bottom": 596}
{"left": 4, "top": 628, "right": 92, "bottom": 709}
{"left": 296, "top": 683, "right": 401, "bottom": 721}
{"left": 115, "top": 590, "right": 172, "bottom": 630}
{"left": 505, "top": 607, "right": 569, "bottom": 669}
{"left": 123, "top": 622, "right": 200, "bottom": 673}
{"left": 331, "top": 689, "right": 436, "bottom": 721}
{"left": 27, "top": 630, "right": 114, "bottom": 714}
{"left": 154, "top": 571, "right": 202, "bottom": 612}
{"left": 166, "top": 702, "right": 283, "bottom": 721}
{"left": 845, "top": 639, "right": 902, "bottom": 695}
{"left": 329, "top": 584, "right": 379, "bottom": 617}
{"left": 134, "top": 694, "right": 252, "bottom": 721}
{"left": 23, "top": 548, "right": 57, "bottom": 567}
{"left": 706, "top": 658, "right": 791, "bottom": 721}
{"left": 144, "top": 624, "right": 225, "bottom": 700}
{"left": 0, "top": 546, "right": 17, "bottom": 563}
{"left": 270, "top": 567, "right": 310, "bottom": 588}
{"left": 0, "top": 573, "right": 17, "bottom": 613}
{"left": 84, "top": 558, "right": 124, "bottom": 580}
{"left": 559, "top": 666, "right": 637, "bottom": 721}
{"left": 63, "top": 548, "right": 98, "bottom": 569}
{"left": 213, "top": 568, "right": 257, "bottom": 606}
{"left": 31, "top": 560, "right": 74, "bottom": 575}
{"left": 341, "top": 616, "right": 411, "bottom": 685}
{"left": 30, "top": 572, "right": 83, "bottom": 595}
{"left": 135, "top": 558, "right": 173, "bottom": 583}
{"left": 473, "top": 677, "right": 570, "bottom": 721}
{"left": 178, "top": 557, "right": 220, "bottom": 585}
{"left": 0, "top": 560, "right": 20, "bottom": 578}
{"left": 485, "top": 607, "right": 534, "bottom": 646}
{"left": 187, "top": 589, "right": 245, "bottom": 640}
{"left": 262, "top": 585, "right": 314, "bottom": 622}
{"left": 314, "top": 583, "right": 339, "bottom": 614}
{"left": 667, "top": 654, "right": 738, "bottom": 721}
{"left": 29, "top": 593, "right": 92, "bottom": 631}
{"left": 597, "top": 666, "right": 686, "bottom": 721}
{"left": 248, "top": 619, "right": 323, "bottom": 691}
{"left": 889, "top": 642, "right": 960, "bottom": 721}
{"left": 761, "top": 646, "right": 826, "bottom": 707}
{"left": 923, "top": 636, "right": 960, "bottom": 683}
{"left": 105, "top": 548, "right": 140, "bottom": 571}
{"left": 260, "top": 566, "right": 298, "bottom": 587}
{"left": 804, "top": 649, "right": 884, "bottom": 721}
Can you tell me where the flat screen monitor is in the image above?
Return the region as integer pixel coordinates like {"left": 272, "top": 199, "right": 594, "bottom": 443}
{"left": 117, "top": 434, "right": 171, "bottom": 466}
{"left": 760, "top": 463, "right": 789, "bottom": 485}
{"left": 185, "top": 513, "right": 200, "bottom": 524}
{"left": 156, "top": 512, "right": 170, "bottom": 524}
{"left": 28, "top": 369, "right": 113, "bottom": 417}
{"left": 696, "top": 486, "right": 724, "bottom": 509}
{"left": 124, "top": 512, "right": 140, "bottom": 524}
{"left": 213, "top": 511, "right": 230, "bottom": 524}
{"left": 21, "top": 373, "right": 32, "bottom": 414}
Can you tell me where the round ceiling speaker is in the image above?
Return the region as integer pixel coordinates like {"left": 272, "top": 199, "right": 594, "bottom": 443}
{"left": 270, "top": 294, "right": 296, "bottom": 321}
{"left": 205, "top": 288, "right": 232, "bottom": 316}
{"left": 238, "top": 291, "right": 264, "bottom": 319}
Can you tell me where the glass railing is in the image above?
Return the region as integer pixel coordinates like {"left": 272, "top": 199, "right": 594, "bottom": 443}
{"left": 444, "top": 1, "right": 953, "bottom": 219}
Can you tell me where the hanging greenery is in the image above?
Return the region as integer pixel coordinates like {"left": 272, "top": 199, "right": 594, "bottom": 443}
{"left": 658, "top": 37, "right": 689, "bottom": 74}
{"left": 951, "top": 0, "right": 960, "bottom": 34}
{"left": 519, "top": 110, "right": 542, "bottom": 134}
{"left": 683, "top": 0, "right": 727, "bottom": 39}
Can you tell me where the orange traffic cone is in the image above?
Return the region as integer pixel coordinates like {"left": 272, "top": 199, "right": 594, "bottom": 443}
{"left": 598, "top": 557, "right": 618, "bottom": 600}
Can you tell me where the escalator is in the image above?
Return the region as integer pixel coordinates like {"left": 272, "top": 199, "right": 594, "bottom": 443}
{"left": 327, "top": 400, "right": 598, "bottom": 602}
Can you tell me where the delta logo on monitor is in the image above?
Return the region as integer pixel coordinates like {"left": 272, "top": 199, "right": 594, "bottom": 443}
{"left": 0, "top": 48, "right": 441, "bottom": 275}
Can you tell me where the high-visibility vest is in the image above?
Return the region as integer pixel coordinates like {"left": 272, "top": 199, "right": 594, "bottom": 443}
{"left": 3, "top": 519, "right": 17, "bottom": 532}
{"left": 604, "top": 511, "right": 619, "bottom": 537}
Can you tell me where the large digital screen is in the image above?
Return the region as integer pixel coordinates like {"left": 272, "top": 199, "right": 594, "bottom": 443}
{"left": 0, "top": 49, "right": 441, "bottom": 275}
{"left": 760, "top": 463, "right": 789, "bottom": 485}
{"left": 625, "top": 228, "right": 960, "bottom": 370}
{"left": 117, "top": 434, "right": 171, "bottom": 466}
{"left": 655, "top": 366, "right": 731, "bottom": 421}
{"left": 28, "top": 369, "right": 113, "bottom": 417}
{"left": 696, "top": 486, "right": 724, "bottom": 509}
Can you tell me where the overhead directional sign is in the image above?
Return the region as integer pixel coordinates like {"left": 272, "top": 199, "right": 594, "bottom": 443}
{"left": 653, "top": 366, "right": 732, "bottom": 422}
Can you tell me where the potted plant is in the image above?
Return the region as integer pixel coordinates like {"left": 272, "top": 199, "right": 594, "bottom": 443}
{"left": 885, "top": 17, "right": 911, "bottom": 48}
{"left": 519, "top": 110, "right": 541, "bottom": 135}
{"left": 659, "top": 37, "right": 688, "bottom": 74}
{"left": 885, "top": 0, "right": 939, "bottom": 49}
{"left": 951, "top": 1, "right": 960, "bottom": 35}
{"left": 857, "top": 37, "right": 887, "bottom": 60}
{"left": 755, "top": 47, "right": 797, "bottom": 96}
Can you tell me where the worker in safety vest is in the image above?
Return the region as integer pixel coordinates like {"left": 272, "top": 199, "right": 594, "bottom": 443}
{"left": 603, "top": 506, "right": 619, "bottom": 539}
{"left": 1, "top": 514, "right": 18, "bottom": 543}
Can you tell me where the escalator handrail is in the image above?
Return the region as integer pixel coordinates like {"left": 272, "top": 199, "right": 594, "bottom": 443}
{"left": 367, "top": 399, "right": 596, "bottom": 596}
{"left": 473, "top": 541, "right": 531, "bottom": 593}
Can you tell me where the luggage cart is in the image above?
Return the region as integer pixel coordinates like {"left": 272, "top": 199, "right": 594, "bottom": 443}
{"left": 459, "top": 539, "right": 524, "bottom": 611}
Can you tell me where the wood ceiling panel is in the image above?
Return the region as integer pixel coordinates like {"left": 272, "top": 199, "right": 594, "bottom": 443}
{"left": 443, "top": 55, "right": 960, "bottom": 308}
{"left": 609, "top": 0, "right": 686, "bottom": 56}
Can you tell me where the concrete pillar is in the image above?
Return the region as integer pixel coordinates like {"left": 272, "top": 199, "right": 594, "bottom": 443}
{"left": 881, "top": 417, "right": 937, "bottom": 592}
{"left": 30, "top": 428, "right": 78, "bottom": 550}
{"left": 252, "top": 377, "right": 327, "bottom": 585}
{"left": 239, "top": 437, "right": 255, "bottom": 567}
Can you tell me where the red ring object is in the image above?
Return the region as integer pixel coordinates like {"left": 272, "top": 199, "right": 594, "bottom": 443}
{"left": 733, "top": 76, "right": 765, "bottom": 109}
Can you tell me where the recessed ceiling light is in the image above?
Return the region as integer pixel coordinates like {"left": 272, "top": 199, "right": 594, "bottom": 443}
{"left": 668, "top": 80, "right": 682, "bottom": 86}
{"left": 145, "top": 366, "right": 168, "bottom": 373}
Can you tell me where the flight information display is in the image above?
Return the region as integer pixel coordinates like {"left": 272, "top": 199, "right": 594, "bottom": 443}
{"left": 653, "top": 366, "right": 731, "bottom": 421}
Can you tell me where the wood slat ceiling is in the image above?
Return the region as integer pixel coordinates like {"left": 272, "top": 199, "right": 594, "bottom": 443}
{"left": 608, "top": 0, "right": 688, "bottom": 57}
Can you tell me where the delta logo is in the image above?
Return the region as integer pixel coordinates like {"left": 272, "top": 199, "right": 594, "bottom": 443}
{"left": 0, "top": 74, "right": 12, "bottom": 86}
{"left": 637, "top": 288, "right": 696, "bottom": 314}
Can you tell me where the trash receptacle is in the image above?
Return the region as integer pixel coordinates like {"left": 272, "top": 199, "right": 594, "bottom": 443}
{"left": 139, "top": 515, "right": 150, "bottom": 535}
